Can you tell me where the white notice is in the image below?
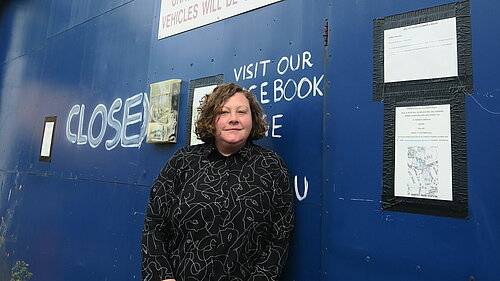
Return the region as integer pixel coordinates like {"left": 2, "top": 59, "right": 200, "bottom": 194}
{"left": 394, "top": 104, "right": 452, "bottom": 201}
{"left": 159, "top": 0, "right": 283, "bottom": 39}
{"left": 384, "top": 17, "right": 458, "bottom": 83}
{"left": 41, "top": 122, "right": 55, "bottom": 157}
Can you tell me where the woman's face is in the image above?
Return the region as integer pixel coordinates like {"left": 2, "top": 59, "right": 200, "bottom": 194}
{"left": 214, "top": 92, "right": 253, "bottom": 155}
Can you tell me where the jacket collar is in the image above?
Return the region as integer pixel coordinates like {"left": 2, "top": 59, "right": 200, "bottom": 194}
{"left": 203, "top": 141, "right": 253, "bottom": 161}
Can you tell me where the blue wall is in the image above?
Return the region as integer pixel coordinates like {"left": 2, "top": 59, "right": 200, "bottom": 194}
{"left": 0, "top": 0, "right": 499, "bottom": 280}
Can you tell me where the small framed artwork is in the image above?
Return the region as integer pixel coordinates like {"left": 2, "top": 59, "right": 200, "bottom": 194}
{"left": 39, "top": 116, "right": 57, "bottom": 162}
{"left": 147, "top": 79, "right": 182, "bottom": 143}
{"left": 186, "top": 75, "right": 224, "bottom": 146}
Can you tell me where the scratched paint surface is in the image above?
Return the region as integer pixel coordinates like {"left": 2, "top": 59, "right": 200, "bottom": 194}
{"left": 0, "top": 0, "right": 323, "bottom": 280}
{"left": 1, "top": 0, "right": 500, "bottom": 280}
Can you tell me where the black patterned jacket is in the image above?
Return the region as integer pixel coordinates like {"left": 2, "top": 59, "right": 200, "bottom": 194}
{"left": 142, "top": 141, "right": 294, "bottom": 281}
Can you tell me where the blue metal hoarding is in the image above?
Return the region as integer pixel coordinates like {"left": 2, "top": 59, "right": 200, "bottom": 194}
{"left": 0, "top": 0, "right": 499, "bottom": 280}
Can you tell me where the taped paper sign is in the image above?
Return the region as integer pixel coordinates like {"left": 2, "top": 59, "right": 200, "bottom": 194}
{"left": 158, "top": 0, "right": 283, "bottom": 39}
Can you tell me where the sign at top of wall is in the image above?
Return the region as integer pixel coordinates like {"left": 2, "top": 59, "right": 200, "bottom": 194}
{"left": 158, "top": 0, "right": 283, "bottom": 39}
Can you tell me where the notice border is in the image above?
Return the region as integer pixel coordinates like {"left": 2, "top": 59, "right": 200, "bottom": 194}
{"left": 376, "top": 1, "right": 471, "bottom": 219}
{"left": 381, "top": 96, "right": 468, "bottom": 219}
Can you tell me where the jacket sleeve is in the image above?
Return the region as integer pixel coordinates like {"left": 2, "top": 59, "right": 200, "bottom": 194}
{"left": 252, "top": 156, "right": 295, "bottom": 281}
{"left": 142, "top": 153, "right": 181, "bottom": 281}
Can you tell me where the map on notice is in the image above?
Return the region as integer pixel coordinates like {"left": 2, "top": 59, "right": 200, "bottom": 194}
{"left": 406, "top": 146, "right": 439, "bottom": 198}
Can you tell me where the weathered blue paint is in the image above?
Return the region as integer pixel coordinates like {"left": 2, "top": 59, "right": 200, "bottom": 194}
{"left": 324, "top": 1, "right": 500, "bottom": 281}
{"left": 0, "top": 0, "right": 499, "bottom": 280}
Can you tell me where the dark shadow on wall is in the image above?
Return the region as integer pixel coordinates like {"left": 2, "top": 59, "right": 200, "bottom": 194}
{"left": 0, "top": 0, "right": 10, "bottom": 16}
{"left": 0, "top": 0, "right": 14, "bottom": 63}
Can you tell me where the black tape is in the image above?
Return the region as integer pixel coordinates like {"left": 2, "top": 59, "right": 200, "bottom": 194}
{"left": 375, "top": 1, "right": 471, "bottom": 219}
{"left": 381, "top": 92, "right": 468, "bottom": 219}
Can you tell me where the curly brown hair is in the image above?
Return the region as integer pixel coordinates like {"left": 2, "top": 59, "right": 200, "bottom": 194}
{"left": 195, "top": 83, "right": 268, "bottom": 143}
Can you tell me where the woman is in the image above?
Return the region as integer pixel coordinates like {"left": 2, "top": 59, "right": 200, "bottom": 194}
{"left": 142, "top": 83, "right": 294, "bottom": 281}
